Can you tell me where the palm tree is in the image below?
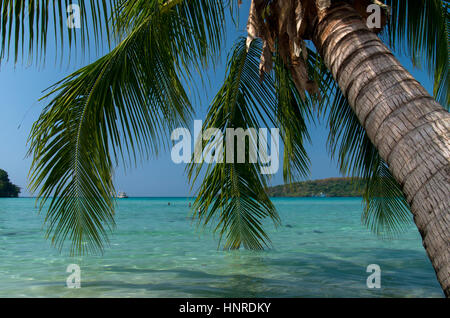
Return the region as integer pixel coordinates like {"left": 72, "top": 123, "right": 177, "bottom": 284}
{"left": 1, "top": 0, "right": 448, "bottom": 296}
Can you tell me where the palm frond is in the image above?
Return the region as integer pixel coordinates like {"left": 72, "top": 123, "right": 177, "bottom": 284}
{"left": 273, "top": 50, "right": 313, "bottom": 184}
{"left": 362, "top": 158, "right": 412, "bottom": 237}
{"left": 187, "top": 37, "right": 281, "bottom": 250}
{"left": 28, "top": 0, "right": 225, "bottom": 255}
{"left": 325, "top": 81, "right": 412, "bottom": 237}
{"left": 113, "top": 0, "right": 224, "bottom": 70}
{"left": 0, "top": 0, "right": 117, "bottom": 63}
{"left": 385, "top": 0, "right": 450, "bottom": 107}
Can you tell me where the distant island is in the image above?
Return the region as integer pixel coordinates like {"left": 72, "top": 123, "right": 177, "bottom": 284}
{"left": 267, "top": 178, "right": 363, "bottom": 197}
{"left": 0, "top": 169, "right": 20, "bottom": 197}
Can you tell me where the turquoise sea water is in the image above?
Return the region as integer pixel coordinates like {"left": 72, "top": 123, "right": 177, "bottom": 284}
{"left": 0, "top": 197, "right": 443, "bottom": 297}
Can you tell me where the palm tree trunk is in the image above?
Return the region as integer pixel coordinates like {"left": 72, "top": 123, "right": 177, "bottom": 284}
{"left": 310, "top": 3, "right": 450, "bottom": 296}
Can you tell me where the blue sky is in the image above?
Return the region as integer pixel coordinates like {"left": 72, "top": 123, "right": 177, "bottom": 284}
{"left": 0, "top": 3, "right": 435, "bottom": 197}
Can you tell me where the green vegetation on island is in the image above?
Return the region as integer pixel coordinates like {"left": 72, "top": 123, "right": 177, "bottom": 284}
{"left": 0, "top": 169, "right": 20, "bottom": 197}
{"left": 267, "top": 178, "right": 363, "bottom": 198}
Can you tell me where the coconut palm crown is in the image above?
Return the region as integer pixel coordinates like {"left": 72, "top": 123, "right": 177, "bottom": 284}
{"left": 0, "top": 0, "right": 448, "bottom": 295}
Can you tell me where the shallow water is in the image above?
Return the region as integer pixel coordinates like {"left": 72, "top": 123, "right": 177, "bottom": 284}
{"left": 0, "top": 197, "right": 443, "bottom": 297}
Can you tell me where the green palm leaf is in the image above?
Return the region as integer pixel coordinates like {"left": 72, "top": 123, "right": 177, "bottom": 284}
{"left": 28, "top": 0, "right": 225, "bottom": 255}
{"left": 0, "top": 0, "right": 117, "bottom": 63}
{"left": 362, "top": 159, "right": 412, "bottom": 237}
{"left": 187, "top": 37, "right": 281, "bottom": 250}
{"left": 385, "top": 0, "right": 450, "bottom": 107}
{"left": 273, "top": 50, "right": 312, "bottom": 183}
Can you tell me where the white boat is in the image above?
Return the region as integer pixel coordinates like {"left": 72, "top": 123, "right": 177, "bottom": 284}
{"left": 117, "top": 191, "right": 129, "bottom": 199}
